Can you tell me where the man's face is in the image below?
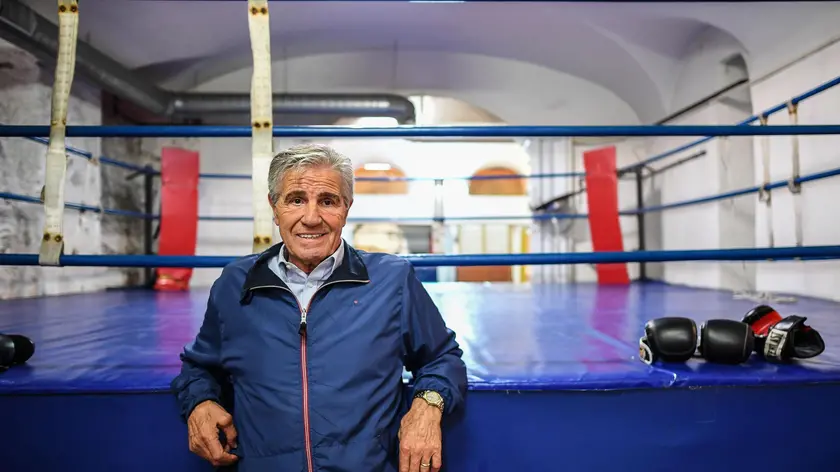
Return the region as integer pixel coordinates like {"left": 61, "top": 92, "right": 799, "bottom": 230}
{"left": 270, "top": 165, "right": 350, "bottom": 272}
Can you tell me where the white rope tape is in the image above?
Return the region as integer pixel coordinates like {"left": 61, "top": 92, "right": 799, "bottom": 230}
{"left": 787, "top": 102, "right": 803, "bottom": 248}
{"left": 40, "top": 0, "right": 79, "bottom": 265}
{"left": 248, "top": 0, "right": 275, "bottom": 254}
{"left": 758, "top": 115, "right": 774, "bottom": 250}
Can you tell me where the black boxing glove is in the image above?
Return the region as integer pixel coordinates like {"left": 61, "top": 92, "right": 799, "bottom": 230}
{"left": 0, "top": 334, "right": 35, "bottom": 372}
{"left": 741, "top": 305, "right": 783, "bottom": 354}
{"left": 698, "top": 319, "right": 755, "bottom": 364}
{"left": 761, "top": 315, "right": 825, "bottom": 362}
{"left": 639, "top": 317, "right": 697, "bottom": 365}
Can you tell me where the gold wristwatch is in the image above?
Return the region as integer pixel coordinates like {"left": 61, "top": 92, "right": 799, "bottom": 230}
{"left": 414, "top": 390, "right": 444, "bottom": 413}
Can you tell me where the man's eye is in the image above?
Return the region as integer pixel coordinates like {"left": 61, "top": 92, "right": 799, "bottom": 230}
{"left": 322, "top": 199, "right": 334, "bottom": 206}
{"left": 292, "top": 198, "right": 303, "bottom": 205}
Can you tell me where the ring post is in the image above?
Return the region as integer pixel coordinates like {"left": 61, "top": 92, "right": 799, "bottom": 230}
{"left": 432, "top": 178, "right": 446, "bottom": 261}
{"left": 143, "top": 167, "right": 154, "bottom": 286}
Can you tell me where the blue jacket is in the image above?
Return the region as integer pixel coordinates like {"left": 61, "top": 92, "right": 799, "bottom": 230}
{"left": 171, "top": 243, "right": 468, "bottom": 472}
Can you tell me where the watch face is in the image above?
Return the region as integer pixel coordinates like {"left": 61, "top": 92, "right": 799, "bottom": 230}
{"left": 424, "top": 391, "right": 443, "bottom": 403}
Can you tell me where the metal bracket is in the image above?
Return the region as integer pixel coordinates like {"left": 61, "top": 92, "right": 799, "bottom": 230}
{"left": 758, "top": 185, "right": 771, "bottom": 203}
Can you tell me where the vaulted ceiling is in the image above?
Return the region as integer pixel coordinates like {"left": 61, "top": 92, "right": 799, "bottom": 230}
{"left": 24, "top": 1, "right": 840, "bottom": 124}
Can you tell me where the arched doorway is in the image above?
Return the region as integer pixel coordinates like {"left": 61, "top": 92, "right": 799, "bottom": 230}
{"left": 457, "top": 166, "right": 528, "bottom": 283}
{"left": 468, "top": 166, "right": 526, "bottom": 195}
{"left": 354, "top": 162, "right": 409, "bottom": 195}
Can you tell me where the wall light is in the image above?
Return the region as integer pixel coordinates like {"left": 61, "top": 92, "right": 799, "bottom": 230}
{"left": 363, "top": 163, "right": 392, "bottom": 171}
{"left": 354, "top": 117, "right": 399, "bottom": 127}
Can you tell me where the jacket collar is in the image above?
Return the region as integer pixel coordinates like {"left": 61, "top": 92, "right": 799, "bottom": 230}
{"left": 240, "top": 239, "right": 369, "bottom": 300}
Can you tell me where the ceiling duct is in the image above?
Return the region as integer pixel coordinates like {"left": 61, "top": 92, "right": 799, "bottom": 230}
{"left": 0, "top": 0, "right": 415, "bottom": 124}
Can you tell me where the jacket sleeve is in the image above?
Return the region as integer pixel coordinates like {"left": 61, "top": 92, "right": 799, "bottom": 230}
{"left": 170, "top": 280, "right": 228, "bottom": 422}
{"left": 401, "top": 265, "right": 468, "bottom": 416}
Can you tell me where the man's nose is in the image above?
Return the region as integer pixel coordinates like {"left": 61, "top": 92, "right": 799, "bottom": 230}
{"left": 300, "top": 202, "right": 321, "bottom": 226}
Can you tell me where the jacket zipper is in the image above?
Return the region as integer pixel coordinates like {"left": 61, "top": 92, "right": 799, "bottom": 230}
{"left": 299, "top": 301, "right": 313, "bottom": 472}
{"left": 248, "top": 279, "right": 368, "bottom": 472}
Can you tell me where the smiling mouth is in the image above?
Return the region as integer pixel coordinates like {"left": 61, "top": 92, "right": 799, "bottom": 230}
{"left": 297, "top": 233, "right": 326, "bottom": 240}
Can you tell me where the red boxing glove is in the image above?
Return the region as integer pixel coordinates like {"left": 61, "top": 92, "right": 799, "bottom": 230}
{"left": 741, "top": 305, "right": 783, "bottom": 337}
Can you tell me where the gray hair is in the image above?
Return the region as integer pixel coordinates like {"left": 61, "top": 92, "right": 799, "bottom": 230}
{"left": 267, "top": 143, "right": 355, "bottom": 206}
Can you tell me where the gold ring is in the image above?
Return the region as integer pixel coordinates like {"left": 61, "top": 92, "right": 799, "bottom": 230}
{"left": 420, "top": 464, "right": 430, "bottom": 468}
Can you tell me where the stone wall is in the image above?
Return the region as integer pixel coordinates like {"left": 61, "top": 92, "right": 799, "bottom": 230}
{"left": 0, "top": 39, "right": 196, "bottom": 299}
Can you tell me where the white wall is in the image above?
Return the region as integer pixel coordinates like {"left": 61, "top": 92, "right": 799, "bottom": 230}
{"left": 567, "top": 24, "right": 840, "bottom": 301}
{"left": 0, "top": 38, "right": 198, "bottom": 298}
{"left": 0, "top": 40, "right": 120, "bottom": 299}
{"left": 630, "top": 27, "right": 755, "bottom": 291}
{"left": 654, "top": 29, "right": 840, "bottom": 301}
{"left": 750, "top": 41, "right": 840, "bottom": 301}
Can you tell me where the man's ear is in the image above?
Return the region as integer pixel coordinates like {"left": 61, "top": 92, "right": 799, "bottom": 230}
{"left": 267, "top": 194, "right": 278, "bottom": 225}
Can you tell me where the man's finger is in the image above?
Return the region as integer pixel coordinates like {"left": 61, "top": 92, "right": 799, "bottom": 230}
{"left": 220, "top": 414, "right": 238, "bottom": 450}
{"left": 431, "top": 451, "right": 443, "bottom": 471}
{"left": 222, "top": 423, "right": 238, "bottom": 449}
{"left": 419, "top": 450, "right": 434, "bottom": 472}
{"left": 201, "top": 430, "right": 229, "bottom": 463}
{"left": 407, "top": 450, "right": 418, "bottom": 472}
{"left": 190, "top": 433, "right": 213, "bottom": 460}
{"left": 188, "top": 436, "right": 202, "bottom": 456}
{"left": 399, "top": 443, "right": 411, "bottom": 472}
{"left": 217, "top": 412, "right": 233, "bottom": 427}
{"left": 213, "top": 451, "right": 240, "bottom": 467}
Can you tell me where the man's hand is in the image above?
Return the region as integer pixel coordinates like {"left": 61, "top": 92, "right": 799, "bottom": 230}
{"left": 398, "top": 398, "right": 443, "bottom": 472}
{"left": 187, "top": 400, "right": 239, "bottom": 467}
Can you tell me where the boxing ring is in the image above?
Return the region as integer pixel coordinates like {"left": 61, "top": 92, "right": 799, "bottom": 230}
{"left": 3, "top": 2, "right": 840, "bottom": 471}
{"left": 4, "top": 128, "right": 840, "bottom": 471}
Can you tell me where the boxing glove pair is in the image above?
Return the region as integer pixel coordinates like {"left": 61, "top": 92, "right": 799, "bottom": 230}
{"left": 741, "top": 305, "right": 825, "bottom": 362}
{"left": 639, "top": 317, "right": 753, "bottom": 365}
{"left": 0, "top": 333, "right": 35, "bottom": 372}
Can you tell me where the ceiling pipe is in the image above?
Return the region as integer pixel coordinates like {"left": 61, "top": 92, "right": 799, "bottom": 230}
{"left": 0, "top": 0, "right": 415, "bottom": 124}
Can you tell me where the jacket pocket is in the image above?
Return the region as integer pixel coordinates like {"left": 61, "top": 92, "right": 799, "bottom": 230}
{"left": 232, "top": 384, "right": 304, "bottom": 459}
{"left": 234, "top": 450, "right": 304, "bottom": 472}
{"left": 377, "top": 425, "right": 398, "bottom": 461}
{"left": 311, "top": 432, "right": 397, "bottom": 472}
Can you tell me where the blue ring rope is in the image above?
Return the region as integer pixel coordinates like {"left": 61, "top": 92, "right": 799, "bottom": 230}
{"left": 0, "top": 245, "right": 837, "bottom": 268}
{"left": 0, "top": 192, "right": 153, "bottom": 219}
{"left": 1, "top": 124, "right": 838, "bottom": 138}
{"left": 15, "top": 133, "right": 154, "bottom": 174}
{"left": 626, "top": 166, "right": 840, "bottom": 214}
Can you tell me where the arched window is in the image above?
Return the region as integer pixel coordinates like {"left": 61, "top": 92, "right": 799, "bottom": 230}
{"left": 355, "top": 162, "right": 409, "bottom": 194}
{"left": 468, "top": 166, "right": 526, "bottom": 195}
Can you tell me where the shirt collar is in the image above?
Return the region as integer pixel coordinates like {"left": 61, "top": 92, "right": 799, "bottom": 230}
{"left": 278, "top": 238, "right": 345, "bottom": 279}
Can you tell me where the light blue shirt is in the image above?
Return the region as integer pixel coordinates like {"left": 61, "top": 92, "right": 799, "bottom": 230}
{"left": 268, "top": 239, "right": 345, "bottom": 308}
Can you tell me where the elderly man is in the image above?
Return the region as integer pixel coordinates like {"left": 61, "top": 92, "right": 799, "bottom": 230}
{"left": 171, "top": 143, "right": 467, "bottom": 472}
